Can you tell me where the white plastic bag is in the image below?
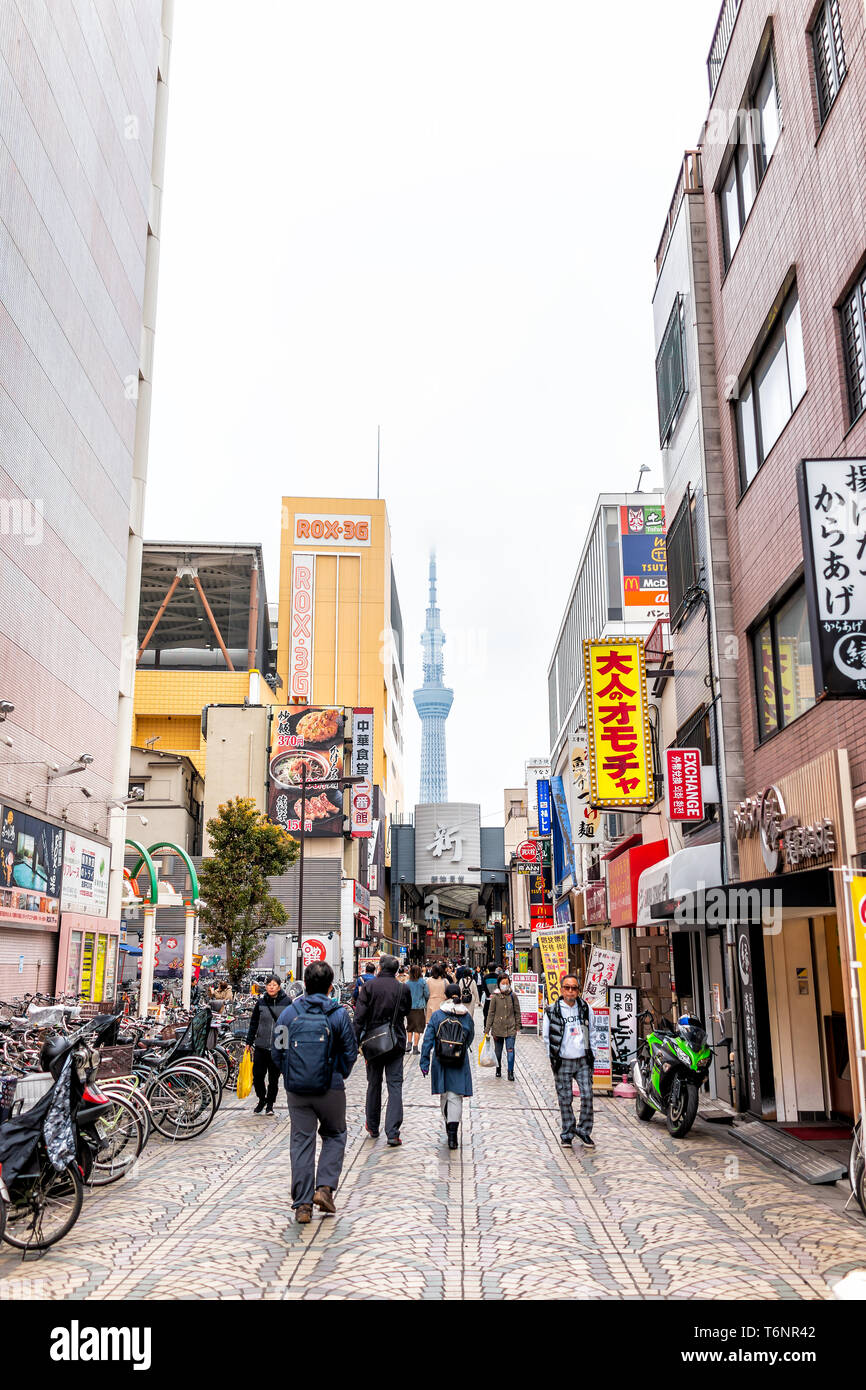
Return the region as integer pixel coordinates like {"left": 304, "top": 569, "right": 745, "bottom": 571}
{"left": 478, "top": 1034, "right": 496, "bottom": 1068}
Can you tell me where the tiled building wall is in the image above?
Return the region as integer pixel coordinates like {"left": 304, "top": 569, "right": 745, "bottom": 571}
{"left": 132, "top": 670, "right": 255, "bottom": 773}
{"left": 702, "top": 0, "right": 866, "bottom": 847}
{"left": 0, "top": 1, "right": 162, "bottom": 833}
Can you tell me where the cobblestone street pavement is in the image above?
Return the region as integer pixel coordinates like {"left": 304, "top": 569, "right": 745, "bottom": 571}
{"left": 2, "top": 1031, "right": 866, "bottom": 1300}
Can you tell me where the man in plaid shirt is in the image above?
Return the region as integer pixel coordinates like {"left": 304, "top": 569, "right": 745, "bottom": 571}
{"left": 542, "top": 975, "right": 595, "bottom": 1149}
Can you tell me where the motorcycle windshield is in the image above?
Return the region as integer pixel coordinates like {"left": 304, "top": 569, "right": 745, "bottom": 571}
{"left": 677, "top": 1024, "right": 707, "bottom": 1052}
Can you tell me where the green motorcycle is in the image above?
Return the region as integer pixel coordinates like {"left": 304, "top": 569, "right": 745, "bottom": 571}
{"left": 633, "top": 1012, "right": 712, "bottom": 1138}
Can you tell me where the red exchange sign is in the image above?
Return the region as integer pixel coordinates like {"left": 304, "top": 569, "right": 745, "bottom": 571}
{"left": 666, "top": 748, "right": 704, "bottom": 822}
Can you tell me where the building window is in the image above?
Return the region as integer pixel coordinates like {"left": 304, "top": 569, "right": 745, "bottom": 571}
{"left": 736, "top": 286, "right": 806, "bottom": 488}
{"left": 676, "top": 705, "right": 712, "bottom": 765}
{"left": 656, "top": 295, "right": 688, "bottom": 445}
{"left": 666, "top": 489, "right": 697, "bottom": 628}
{"left": 751, "top": 582, "right": 816, "bottom": 740}
{"left": 812, "top": 0, "right": 846, "bottom": 127}
{"left": 720, "top": 44, "right": 782, "bottom": 267}
{"left": 842, "top": 270, "right": 866, "bottom": 426}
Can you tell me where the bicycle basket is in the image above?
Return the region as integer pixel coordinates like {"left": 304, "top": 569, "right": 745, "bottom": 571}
{"left": 96, "top": 1045, "right": 135, "bottom": 1080}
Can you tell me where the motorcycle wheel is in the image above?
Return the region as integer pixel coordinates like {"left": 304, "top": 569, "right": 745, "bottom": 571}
{"left": 635, "top": 1092, "right": 655, "bottom": 1122}
{"left": 665, "top": 1081, "right": 699, "bottom": 1137}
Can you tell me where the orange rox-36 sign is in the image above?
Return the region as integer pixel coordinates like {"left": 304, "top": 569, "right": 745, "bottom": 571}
{"left": 583, "top": 637, "right": 652, "bottom": 808}
{"left": 294, "top": 514, "right": 371, "bottom": 545}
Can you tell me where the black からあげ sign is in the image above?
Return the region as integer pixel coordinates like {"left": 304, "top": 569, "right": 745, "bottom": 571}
{"left": 799, "top": 458, "right": 866, "bottom": 696}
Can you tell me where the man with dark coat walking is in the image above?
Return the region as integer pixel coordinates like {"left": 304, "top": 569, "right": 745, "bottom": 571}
{"left": 354, "top": 954, "right": 411, "bottom": 1146}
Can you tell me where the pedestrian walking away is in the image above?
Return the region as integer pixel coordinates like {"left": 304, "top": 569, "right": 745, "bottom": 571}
{"left": 405, "top": 963, "right": 429, "bottom": 1054}
{"left": 424, "top": 962, "right": 448, "bottom": 1022}
{"left": 483, "top": 972, "right": 522, "bottom": 1079}
{"left": 420, "top": 983, "right": 475, "bottom": 1149}
{"left": 480, "top": 964, "right": 500, "bottom": 1029}
{"left": 245, "top": 973, "right": 290, "bottom": 1114}
{"left": 543, "top": 975, "right": 595, "bottom": 1149}
{"left": 352, "top": 959, "right": 377, "bottom": 1003}
{"left": 354, "top": 953, "right": 412, "bottom": 1145}
{"left": 271, "top": 960, "right": 359, "bottom": 1224}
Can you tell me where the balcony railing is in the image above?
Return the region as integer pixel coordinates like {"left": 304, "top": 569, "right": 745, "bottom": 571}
{"left": 645, "top": 619, "right": 671, "bottom": 669}
{"left": 707, "top": 0, "right": 742, "bottom": 96}
{"left": 654, "top": 150, "right": 703, "bottom": 280}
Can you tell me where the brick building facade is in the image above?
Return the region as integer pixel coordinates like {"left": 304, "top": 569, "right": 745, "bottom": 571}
{"left": 697, "top": 0, "right": 866, "bottom": 1123}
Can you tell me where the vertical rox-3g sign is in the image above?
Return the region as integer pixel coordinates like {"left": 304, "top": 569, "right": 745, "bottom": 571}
{"left": 583, "top": 637, "right": 653, "bottom": 807}
{"left": 290, "top": 553, "right": 315, "bottom": 700}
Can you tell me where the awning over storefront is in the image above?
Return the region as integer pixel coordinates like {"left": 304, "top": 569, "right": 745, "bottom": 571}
{"left": 662, "top": 865, "right": 836, "bottom": 926}
{"left": 637, "top": 842, "right": 722, "bottom": 927}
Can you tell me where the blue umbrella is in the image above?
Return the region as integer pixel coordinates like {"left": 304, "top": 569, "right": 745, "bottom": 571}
{"left": 119, "top": 945, "right": 143, "bottom": 955}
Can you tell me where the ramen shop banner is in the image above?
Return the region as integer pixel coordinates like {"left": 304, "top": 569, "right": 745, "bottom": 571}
{"left": 583, "top": 638, "right": 652, "bottom": 809}
{"left": 268, "top": 705, "right": 345, "bottom": 838}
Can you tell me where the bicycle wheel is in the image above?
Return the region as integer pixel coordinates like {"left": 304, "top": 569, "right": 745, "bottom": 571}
{"left": 221, "top": 1038, "right": 246, "bottom": 1088}
{"left": 851, "top": 1120, "right": 866, "bottom": 1215}
{"left": 209, "top": 1046, "right": 230, "bottom": 1089}
{"left": 3, "top": 1159, "right": 84, "bottom": 1250}
{"left": 146, "top": 1067, "right": 216, "bottom": 1141}
{"left": 178, "top": 1056, "right": 224, "bottom": 1109}
{"left": 87, "top": 1096, "right": 144, "bottom": 1186}
{"left": 107, "top": 1081, "right": 153, "bottom": 1147}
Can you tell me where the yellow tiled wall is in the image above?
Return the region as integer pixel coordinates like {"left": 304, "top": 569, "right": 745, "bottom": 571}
{"left": 132, "top": 671, "right": 253, "bottom": 774}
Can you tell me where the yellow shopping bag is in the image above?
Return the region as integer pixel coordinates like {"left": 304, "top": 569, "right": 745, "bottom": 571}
{"left": 236, "top": 1047, "right": 253, "bottom": 1100}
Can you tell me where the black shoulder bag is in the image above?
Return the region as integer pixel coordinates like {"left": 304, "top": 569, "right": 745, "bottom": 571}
{"left": 360, "top": 982, "right": 403, "bottom": 1061}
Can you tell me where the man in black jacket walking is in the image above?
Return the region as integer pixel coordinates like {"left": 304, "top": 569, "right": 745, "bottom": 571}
{"left": 245, "top": 973, "right": 290, "bottom": 1114}
{"left": 354, "top": 954, "right": 411, "bottom": 1146}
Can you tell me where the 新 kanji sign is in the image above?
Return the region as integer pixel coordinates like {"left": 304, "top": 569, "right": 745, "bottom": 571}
{"left": 799, "top": 458, "right": 866, "bottom": 696}
{"left": 583, "top": 638, "right": 652, "bottom": 807}
{"left": 666, "top": 748, "right": 704, "bottom": 821}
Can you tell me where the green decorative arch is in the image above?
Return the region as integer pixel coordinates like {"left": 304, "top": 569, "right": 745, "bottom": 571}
{"left": 125, "top": 839, "right": 158, "bottom": 906}
{"left": 143, "top": 841, "right": 199, "bottom": 905}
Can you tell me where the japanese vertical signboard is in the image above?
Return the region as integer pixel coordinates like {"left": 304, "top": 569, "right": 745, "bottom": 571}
{"left": 536, "top": 927, "right": 569, "bottom": 1006}
{"left": 666, "top": 748, "right": 704, "bottom": 822}
{"left": 799, "top": 458, "right": 866, "bottom": 695}
{"left": 351, "top": 707, "right": 373, "bottom": 837}
{"left": 583, "top": 638, "right": 653, "bottom": 807}
{"left": 289, "top": 553, "right": 316, "bottom": 701}
{"left": 536, "top": 779, "right": 552, "bottom": 837}
{"left": 550, "top": 775, "right": 576, "bottom": 882}
{"left": 512, "top": 972, "right": 540, "bottom": 1029}
{"left": 582, "top": 947, "right": 620, "bottom": 1007}
{"left": 528, "top": 865, "right": 553, "bottom": 929}
{"left": 849, "top": 876, "right": 866, "bottom": 1105}
{"left": 589, "top": 1007, "right": 612, "bottom": 1091}
{"left": 571, "top": 737, "right": 600, "bottom": 841}
{"left": 609, "top": 985, "right": 638, "bottom": 1078}
{"left": 268, "top": 706, "right": 344, "bottom": 837}
{"left": 619, "top": 505, "right": 669, "bottom": 621}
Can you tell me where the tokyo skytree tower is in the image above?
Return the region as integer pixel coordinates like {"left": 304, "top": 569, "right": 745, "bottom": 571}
{"left": 413, "top": 553, "right": 454, "bottom": 803}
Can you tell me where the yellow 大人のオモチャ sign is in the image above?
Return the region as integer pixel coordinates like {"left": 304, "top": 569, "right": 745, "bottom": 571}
{"left": 583, "top": 638, "right": 652, "bottom": 808}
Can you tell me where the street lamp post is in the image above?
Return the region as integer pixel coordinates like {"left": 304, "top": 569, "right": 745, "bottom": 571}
{"left": 293, "top": 761, "right": 363, "bottom": 982}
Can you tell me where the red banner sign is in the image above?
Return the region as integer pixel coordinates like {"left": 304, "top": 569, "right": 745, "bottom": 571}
{"left": 666, "top": 748, "right": 704, "bottom": 822}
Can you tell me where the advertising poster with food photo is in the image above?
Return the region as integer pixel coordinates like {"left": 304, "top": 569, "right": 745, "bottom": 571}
{"left": 268, "top": 706, "right": 345, "bottom": 837}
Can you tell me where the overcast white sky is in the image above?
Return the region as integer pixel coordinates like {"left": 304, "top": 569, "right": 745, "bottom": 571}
{"left": 145, "top": 0, "right": 722, "bottom": 819}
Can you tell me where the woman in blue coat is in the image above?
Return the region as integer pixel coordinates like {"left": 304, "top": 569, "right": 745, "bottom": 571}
{"left": 420, "top": 983, "right": 475, "bottom": 1149}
